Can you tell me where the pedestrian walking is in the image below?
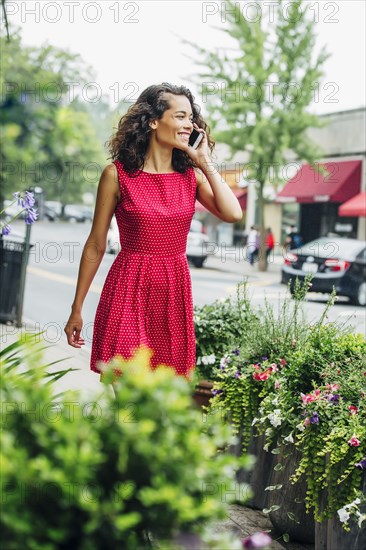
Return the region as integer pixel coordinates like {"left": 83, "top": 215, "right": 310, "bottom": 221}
{"left": 285, "top": 225, "right": 303, "bottom": 249}
{"left": 247, "top": 225, "right": 259, "bottom": 265}
{"left": 265, "top": 227, "right": 275, "bottom": 258}
{"left": 64, "top": 83, "right": 242, "bottom": 379}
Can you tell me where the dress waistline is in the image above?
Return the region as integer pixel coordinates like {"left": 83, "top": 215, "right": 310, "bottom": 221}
{"left": 118, "top": 248, "right": 186, "bottom": 258}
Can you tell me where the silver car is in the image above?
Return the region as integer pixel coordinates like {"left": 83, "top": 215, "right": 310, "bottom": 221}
{"left": 186, "top": 219, "right": 210, "bottom": 268}
{"left": 107, "top": 217, "right": 209, "bottom": 268}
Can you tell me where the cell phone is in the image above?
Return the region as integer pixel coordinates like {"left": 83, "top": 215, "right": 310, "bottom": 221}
{"left": 189, "top": 129, "right": 204, "bottom": 149}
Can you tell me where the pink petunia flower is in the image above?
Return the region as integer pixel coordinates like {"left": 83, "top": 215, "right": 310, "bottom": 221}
{"left": 348, "top": 435, "right": 360, "bottom": 447}
{"left": 349, "top": 406, "right": 358, "bottom": 415}
{"left": 326, "top": 383, "right": 339, "bottom": 392}
{"left": 301, "top": 389, "right": 321, "bottom": 404}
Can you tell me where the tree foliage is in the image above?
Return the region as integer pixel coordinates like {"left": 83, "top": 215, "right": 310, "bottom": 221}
{"left": 0, "top": 25, "right": 106, "bottom": 205}
{"left": 184, "top": 0, "right": 331, "bottom": 270}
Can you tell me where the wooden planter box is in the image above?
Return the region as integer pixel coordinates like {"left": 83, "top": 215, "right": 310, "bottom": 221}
{"left": 267, "top": 444, "right": 315, "bottom": 544}
{"left": 191, "top": 380, "right": 214, "bottom": 409}
{"left": 229, "top": 427, "right": 275, "bottom": 510}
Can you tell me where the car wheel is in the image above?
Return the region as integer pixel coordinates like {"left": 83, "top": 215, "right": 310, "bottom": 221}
{"left": 192, "top": 258, "right": 205, "bottom": 268}
{"left": 351, "top": 282, "right": 366, "bottom": 307}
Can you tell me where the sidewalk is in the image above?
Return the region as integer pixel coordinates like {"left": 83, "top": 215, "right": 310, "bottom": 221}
{"left": 1, "top": 319, "right": 312, "bottom": 550}
{"left": 205, "top": 244, "right": 283, "bottom": 284}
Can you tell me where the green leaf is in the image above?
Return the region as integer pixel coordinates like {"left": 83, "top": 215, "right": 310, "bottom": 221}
{"left": 263, "top": 505, "right": 281, "bottom": 514}
{"left": 265, "top": 484, "right": 283, "bottom": 491}
{"left": 287, "top": 512, "right": 300, "bottom": 524}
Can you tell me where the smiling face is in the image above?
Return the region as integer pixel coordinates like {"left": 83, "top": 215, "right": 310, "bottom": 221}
{"left": 150, "top": 94, "right": 194, "bottom": 150}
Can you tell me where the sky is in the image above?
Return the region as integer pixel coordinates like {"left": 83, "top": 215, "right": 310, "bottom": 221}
{"left": 4, "top": 0, "right": 366, "bottom": 116}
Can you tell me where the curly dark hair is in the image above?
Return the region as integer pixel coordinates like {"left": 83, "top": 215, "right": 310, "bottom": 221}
{"left": 105, "top": 82, "right": 215, "bottom": 174}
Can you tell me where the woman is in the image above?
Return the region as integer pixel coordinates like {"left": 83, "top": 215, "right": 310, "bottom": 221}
{"left": 64, "top": 83, "right": 242, "bottom": 379}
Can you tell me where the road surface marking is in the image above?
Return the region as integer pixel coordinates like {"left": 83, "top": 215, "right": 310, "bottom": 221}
{"left": 28, "top": 265, "right": 276, "bottom": 295}
{"left": 27, "top": 266, "right": 103, "bottom": 294}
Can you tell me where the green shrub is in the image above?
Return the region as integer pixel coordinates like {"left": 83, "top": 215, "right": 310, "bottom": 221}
{"left": 194, "top": 294, "right": 246, "bottom": 380}
{"left": 0, "top": 337, "right": 251, "bottom": 549}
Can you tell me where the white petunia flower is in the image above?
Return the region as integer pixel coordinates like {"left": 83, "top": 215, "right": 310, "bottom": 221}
{"left": 201, "top": 354, "right": 216, "bottom": 365}
{"left": 268, "top": 409, "right": 282, "bottom": 427}
{"left": 337, "top": 507, "right": 350, "bottom": 523}
{"left": 296, "top": 422, "right": 306, "bottom": 432}
{"left": 284, "top": 433, "right": 294, "bottom": 444}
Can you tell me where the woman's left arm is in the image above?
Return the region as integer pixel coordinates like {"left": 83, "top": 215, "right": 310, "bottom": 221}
{"left": 194, "top": 161, "right": 243, "bottom": 223}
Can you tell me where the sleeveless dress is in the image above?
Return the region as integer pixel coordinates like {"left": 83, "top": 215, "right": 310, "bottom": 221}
{"left": 90, "top": 160, "right": 197, "bottom": 378}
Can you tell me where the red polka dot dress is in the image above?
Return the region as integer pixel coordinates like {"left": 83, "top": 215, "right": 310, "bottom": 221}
{"left": 90, "top": 159, "right": 197, "bottom": 378}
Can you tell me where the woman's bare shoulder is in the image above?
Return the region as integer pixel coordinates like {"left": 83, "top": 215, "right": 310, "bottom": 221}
{"left": 102, "top": 162, "right": 118, "bottom": 177}
{"left": 96, "top": 163, "right": 120, "bottom": 200}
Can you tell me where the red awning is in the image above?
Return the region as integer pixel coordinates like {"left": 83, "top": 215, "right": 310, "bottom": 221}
{"left": 276, "top": 160, "right": 362, "bottom": 204}
{"left": 338, "top": 191, "right": 366, "bottom": 217}
{"left": 195, "top": 189, "right": 247, "bottom": 213}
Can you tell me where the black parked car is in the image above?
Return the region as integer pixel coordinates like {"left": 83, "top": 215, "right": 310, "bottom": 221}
{"left": 281, "top": 237, "right": 366, "bottom": 306}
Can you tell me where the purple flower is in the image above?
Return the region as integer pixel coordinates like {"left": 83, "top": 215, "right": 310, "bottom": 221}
{"left": 261, "top": 356, "right": 268, "bottom": 361}
{"left": 310, "top": 411, "right": 319, "bottom": 424}
{"left": 328, "top": 394, "right": 340, "bottom": 403}
{"left": 355, "top": 456, "right": 366, "bottom": 470}
{"left": 234, "top": 371, "right": 241, "bottom": 378}
{"left": 25, "top": 208, "right": 38, "bottom": 224}
{"left": 13, "top": 190, "right": 35, "bottom": 209}
{"left": 24, "top": 191, "right": 35, "bottom": 208}
{"left": 1, "top": 224, "right": 12, "bottom": 236}
{"left": 242, "top": 531, "right": 272, "bottom": 549}
{"left": 211, "top": 389, "right": 223, "bottom": 396}
{"left": 232, "top": 348, "right": 241, "bottom": 356}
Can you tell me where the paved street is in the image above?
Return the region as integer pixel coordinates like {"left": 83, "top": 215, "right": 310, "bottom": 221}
{"left": 6, "top": 219, "right": 365, "bottom": 357}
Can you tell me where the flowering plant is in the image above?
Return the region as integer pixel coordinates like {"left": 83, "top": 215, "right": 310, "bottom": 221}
{"left": 209, "top": 349, "right": 288, "bottom": 454}
{"left": 254, "top": 328, "right": 366, "bottom": 524}
{"left": 203, "top": 276, "right": 366, "bottom": 532}
{"left": 0, "top": 190, "right": 38, "bottom": 236}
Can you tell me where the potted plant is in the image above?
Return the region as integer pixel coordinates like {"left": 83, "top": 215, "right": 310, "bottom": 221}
{"left": 199, "top": 278, "right": 365, "bottom": 547}
{"left": 256, "top": 327, "right": 366, "bottom": 546}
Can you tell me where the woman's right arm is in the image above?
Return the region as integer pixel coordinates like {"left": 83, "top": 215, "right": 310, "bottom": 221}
{"left": 64, "top": 163, "right": 120, "bottom": 348}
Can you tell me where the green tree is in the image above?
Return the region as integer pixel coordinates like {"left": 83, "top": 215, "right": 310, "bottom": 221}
{"left": 0, "top": 25, "right": 106, "bottom": 208}
{"left": 185, "top": 0, "right": 330, "bottom": 270}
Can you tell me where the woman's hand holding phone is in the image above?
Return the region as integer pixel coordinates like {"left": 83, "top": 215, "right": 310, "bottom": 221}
{"left": 185, "top": 123, "right": 210, "bottom": 168}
